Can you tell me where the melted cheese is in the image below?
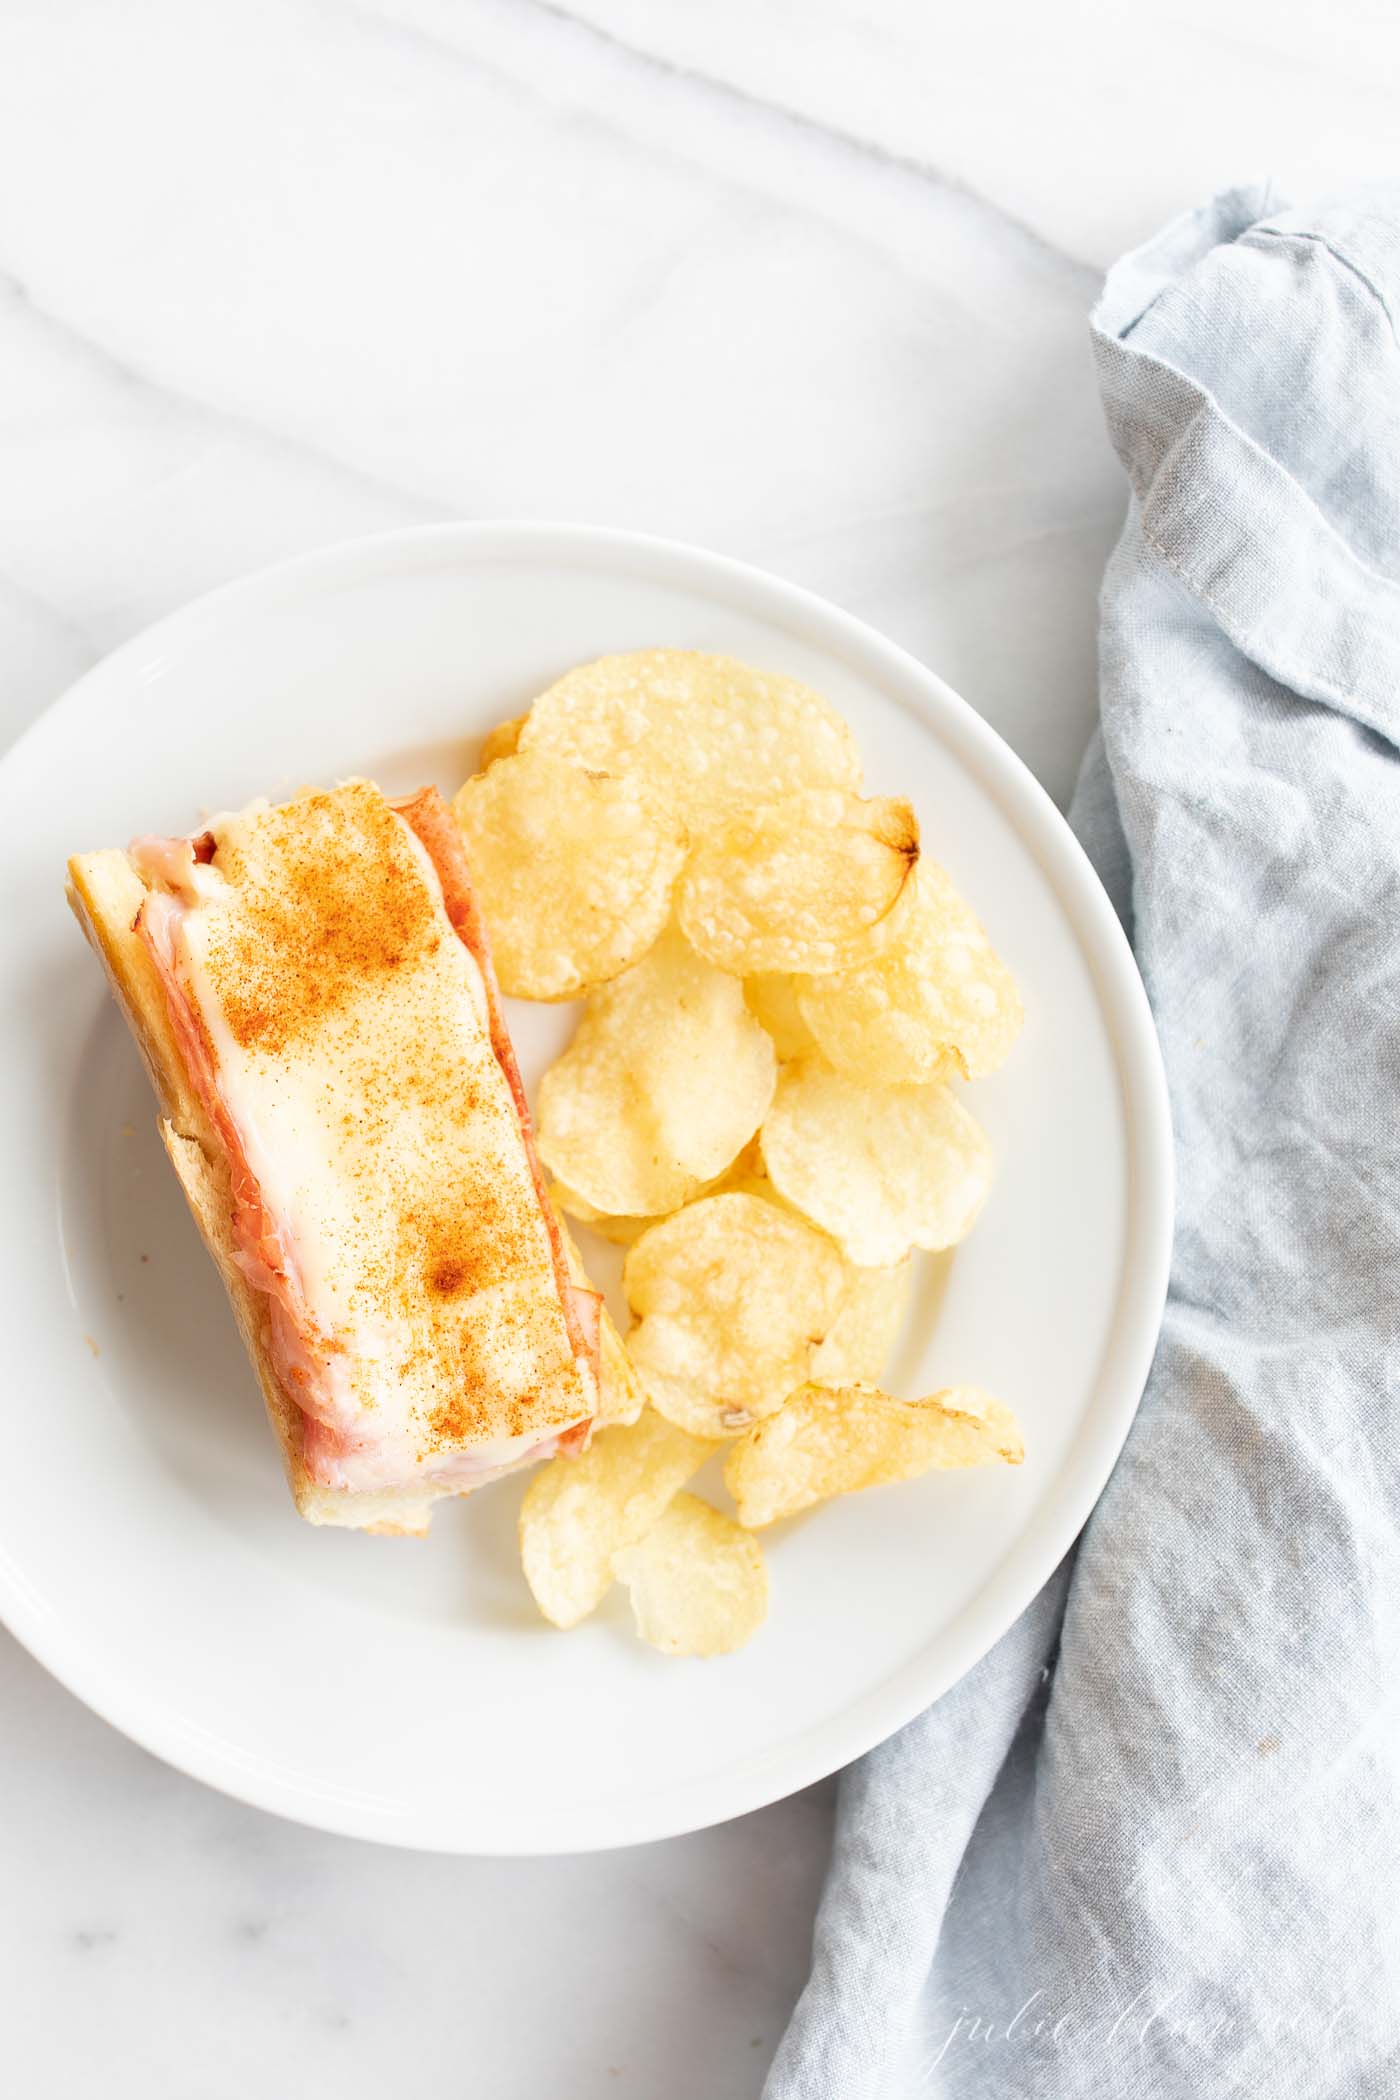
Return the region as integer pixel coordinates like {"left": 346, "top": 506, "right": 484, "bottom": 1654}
{"left": 162, "top": 780, "right": 591, "bottom": 1488}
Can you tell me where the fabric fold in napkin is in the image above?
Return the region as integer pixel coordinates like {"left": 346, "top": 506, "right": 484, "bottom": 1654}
{"left": 766, "top": 184, "right": 1400, "bottom": 2099}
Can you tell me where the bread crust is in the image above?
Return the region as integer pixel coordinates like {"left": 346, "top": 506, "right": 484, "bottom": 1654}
{"left": 67, "top": 847, "right": 446, "bottom": 1536}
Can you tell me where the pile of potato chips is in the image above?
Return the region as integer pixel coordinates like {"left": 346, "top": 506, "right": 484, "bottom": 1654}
{"left": 453, "top": 650, "right": 1025, "bottom": 1657}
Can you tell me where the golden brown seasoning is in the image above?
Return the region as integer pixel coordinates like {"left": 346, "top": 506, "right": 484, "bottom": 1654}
{"left": 205, "top": 787, "right": 443, "bottom": 1057}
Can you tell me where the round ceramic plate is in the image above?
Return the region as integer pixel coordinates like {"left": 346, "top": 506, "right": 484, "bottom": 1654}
{"left": 0, "top": 525, "right": 1170, "bottom": 1854}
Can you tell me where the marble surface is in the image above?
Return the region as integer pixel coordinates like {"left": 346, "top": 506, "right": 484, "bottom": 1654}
{"left": 1, "top": 3, "right": 1393, "bottom": 2093}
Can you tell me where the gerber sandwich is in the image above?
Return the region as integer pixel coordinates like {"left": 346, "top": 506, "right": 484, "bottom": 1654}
{"left": 67, "top": 780, "right": 600, "bottom": 1536}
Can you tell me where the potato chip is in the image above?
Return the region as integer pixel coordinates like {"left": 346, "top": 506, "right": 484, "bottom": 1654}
{"left": 703, "top": 1168, "right": 910, "bottom": 1382}
{"left": 710, "top": 1166, "right": 787, "bottom": 1210}
{"left": 612, "top": 1494, "right": 768, "bottom": 1656}
{"left": 624, "top": 1192, "right": 848, "bottom": 1437}
{"left": 519, "top": 651, "right": 860, "bottom": 827}
{"left": 759, "top": 1058, "right": 993, "bottom": 1267}
{"left": 537, "top": 930, "right": 777, "bottom": 1218}
{"left": 708, "top": 1135, "right": 766, "bottom": 1191}
{"left": 550, "top": 1139, "right": 767, "bottom": 1247}
{"left": 725, "top": 1383, "right": 1024, "bottom": 1528}
{"left": 797, "top": 859, "right": 1022, "bottom": 1084}
{"left": 478, "top": 713, "right": 526, "bottom": 770}
{"left": 810, "top": 1257, "right": 911, "bottom": 1387}
{"left": 519, "top": 1410, "right": 717, "bottom": 1628}
{"left": 551, "top": 1180, "right": 611, "bottom": 1231}
{"left": 453, "top": 750, "right": 686, "bottom": 1001}
{"left": 554, "top": 1214, "right": 646, "bottom": 1427}
{"left": 677, "top": 790, "right": 917, "bottom": 976}
{"left": 551, "top": 1181, "right": 657, "bottom": 1246}
{"left": 744, "top": 973, "right": 818, "bottom": 1061}
{"left": 596, "top": 1311, "right": 647, "bottom": 1427}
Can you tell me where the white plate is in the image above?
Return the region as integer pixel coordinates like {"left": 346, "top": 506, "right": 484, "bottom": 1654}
{"left": 0, "top": 524, "right": 1170, "bottom": 1854}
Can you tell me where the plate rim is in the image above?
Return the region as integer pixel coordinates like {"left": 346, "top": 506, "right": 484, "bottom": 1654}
{"left": 0, "top": 520, "right": 1173, "bottom": 1853}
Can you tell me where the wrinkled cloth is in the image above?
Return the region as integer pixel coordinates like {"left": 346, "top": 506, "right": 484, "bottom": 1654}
{"left": 766, "top": 186, "right": 1400, "bottom": 2099}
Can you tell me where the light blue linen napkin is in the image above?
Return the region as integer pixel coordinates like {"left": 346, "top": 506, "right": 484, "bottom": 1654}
{"left": 766, "top": 185, "right": 1400, "bottom": 2099}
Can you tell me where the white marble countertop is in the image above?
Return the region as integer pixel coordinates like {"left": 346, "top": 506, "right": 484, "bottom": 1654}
{"left": 2, "top": 4, "right": 1393, "bottom": 2093}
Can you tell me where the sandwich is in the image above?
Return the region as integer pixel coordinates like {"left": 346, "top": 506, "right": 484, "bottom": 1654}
{"left": 67, "top": 779, "right": 600, "bottom": 1537}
